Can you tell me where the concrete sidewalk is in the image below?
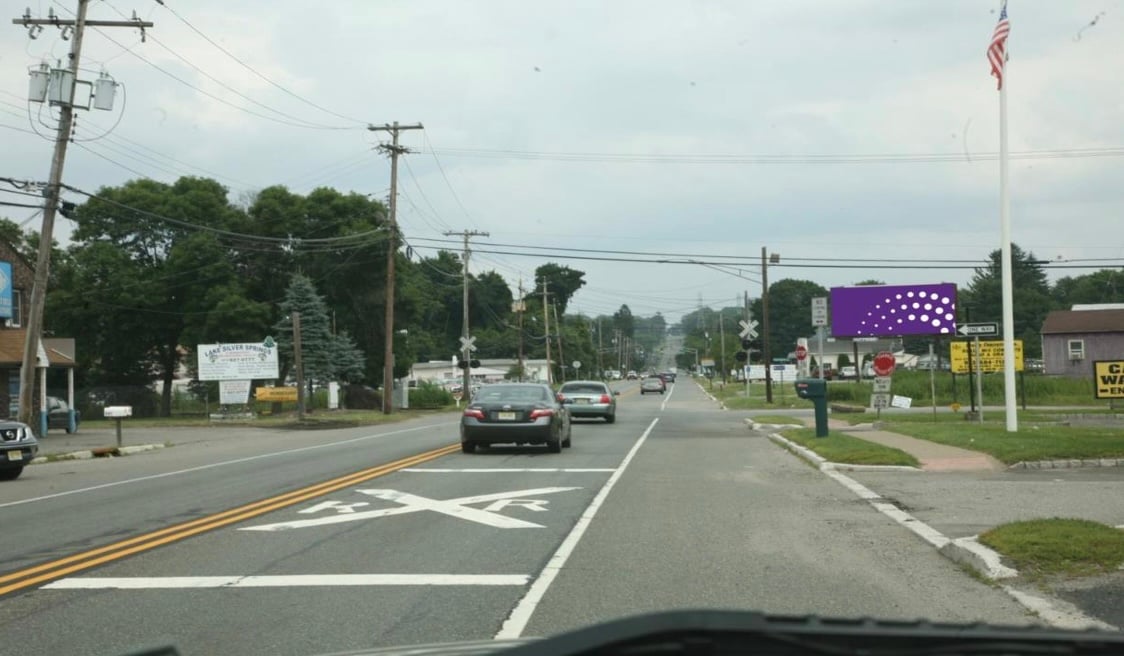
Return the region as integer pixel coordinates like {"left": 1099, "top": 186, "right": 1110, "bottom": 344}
{"left": 32, "top": 424, "right": 283, "bottom": 458}
{"left": 802, "top": 417, "right": 1006, "bottom": 472}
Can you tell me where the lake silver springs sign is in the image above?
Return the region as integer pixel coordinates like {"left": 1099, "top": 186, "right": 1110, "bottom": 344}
{"left": 197, "top": 338, "right": 280, "bottom": 381}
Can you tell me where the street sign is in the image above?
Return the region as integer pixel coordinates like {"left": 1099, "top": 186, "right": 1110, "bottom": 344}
{"left": 795, "top": 345, "right": 808, "bottom": 361}
{"left": 459, "top": 336, "right": 477, "bottom": 352}
{"left": 811, "top": 297, "right": 828, "bottom": 327}
{"left": 1093, "top": 361, "right": 1124, "bottom": 399}
{"left": 950, "top": 340, "right": 1024, "bottom": 374}
{"left": 256, "top": 386, "right": 297, "bottom": 402}
{"left": 872, "top": 351, "right": 896, "bottom": 377}
{"left": 958, "top": 322, "right": 999, "bottom": 337}
{"left": 891, "top": 395, "right": 913, "bottom": 409}
{"left": 739, "top": 319, "right": 759, "bottom": 339}
{"left": 572, "top": 360, "right": 582, "bottom": 370}
{"left": 870, "top": 393, "right": 891, "bottom": 409}
{"left": 872, "top": 376, "right": 892, "bottom": 393}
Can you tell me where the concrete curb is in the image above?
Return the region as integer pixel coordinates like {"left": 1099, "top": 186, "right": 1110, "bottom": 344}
{"left": 31, "top": 443, "right": 166, "bottom": 464}
{"left": 1009, "top": 458, "right": 1124, "bottom": 470}
{"left": 938, "top": 535, "right": 1018, "bottom": 580}
{"left": 697, "top": 382, "right": 725, "bottom": 409}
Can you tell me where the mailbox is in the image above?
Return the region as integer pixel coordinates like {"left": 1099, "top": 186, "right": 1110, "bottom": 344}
{"left": 794, "top": 378, "right": 829, "bottom": 437}
{"left": 104, "top": 406, "right": 133, "bottom": 418}
{"left": 794, "top": 379, "right": 826, "bottom": 399}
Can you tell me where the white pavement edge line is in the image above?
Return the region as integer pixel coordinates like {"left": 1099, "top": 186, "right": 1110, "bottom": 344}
{"left": 1002, "top": 586, "right": 1117, "bottom": 631}
{"left": 495, "top": 417, "right": 659, "bottom": 640}
{"left": 43, "top": 574, "right": 529, "bottom": 589}
{"left": 781, "top": 438, "right": 1116, "bottom": 631}
{"left": 0, "top": 421, "right": 456, "bottom": 510}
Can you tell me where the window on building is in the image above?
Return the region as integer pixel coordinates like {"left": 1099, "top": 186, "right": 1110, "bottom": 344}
{"left": 1068, "top": 339, "right": 1085, "bottom": 360}
{"left": 6, "top": 289, "right": 20, "bottom": 327}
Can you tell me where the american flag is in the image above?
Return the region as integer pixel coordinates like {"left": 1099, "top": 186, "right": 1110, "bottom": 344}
{"left": 988, "top": 3, "right": 1010, "bottom": 90}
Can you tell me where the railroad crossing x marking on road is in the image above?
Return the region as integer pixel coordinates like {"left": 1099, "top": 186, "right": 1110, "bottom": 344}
{"left": 240, "top": 486, "right": 581, "bottom": 531}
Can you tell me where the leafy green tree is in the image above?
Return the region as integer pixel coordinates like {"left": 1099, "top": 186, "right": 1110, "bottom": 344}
{"left": 471, "top": 270, "right": 514, "bottom": 331}
{"left": 960, "top": 244, "right": 1054, "bottom": 357}
{"left": 329, "top": 331, "right": 366, "bottom": 383}
{"left": 534, "top": 263, "right": 585, "bottom": 315}
{"left": 752, "top": 279, "right": 829, "bottom": 362}
{"left": 273, "top": 273, "right": 334, "bottom": 384}
{"left": 612, "top": 304, "right": 635, "bottom": 339}
{"left": 1052, "top": 269, "right": 1124, "bottom": 307}
{"left": 60, "top": 177, "right": 242, "bottom": 415}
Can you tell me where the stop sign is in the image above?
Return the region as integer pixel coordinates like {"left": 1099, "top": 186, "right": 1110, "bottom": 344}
{"left": 872, "top": 351, "right": 896, "bottom": 377}
{"left": 795, "top": 345, "right": 808, "bottom": 361}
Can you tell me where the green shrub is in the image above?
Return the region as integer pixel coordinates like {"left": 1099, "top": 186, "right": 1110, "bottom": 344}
{"left": 409, "top": 381, "right": 454, "bottom": 409}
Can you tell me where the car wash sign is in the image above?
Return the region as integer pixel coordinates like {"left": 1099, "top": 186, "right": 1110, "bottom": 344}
{"left": 197, "top": 338, "right": 280, "bottom": 381}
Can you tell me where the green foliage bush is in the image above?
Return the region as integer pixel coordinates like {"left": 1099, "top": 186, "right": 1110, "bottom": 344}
{"left": 409, "top": 381, "right": 454, "bottom": 409}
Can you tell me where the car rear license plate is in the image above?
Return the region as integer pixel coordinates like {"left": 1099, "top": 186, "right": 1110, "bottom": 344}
{"left": 576, "top": 398, "right": 590, "bottom": 404}
{"left": 8, "top": 450, "right": 22, "bottom": 461}
{"left": 497, "top": 412, "right": 516, "bottom": 421}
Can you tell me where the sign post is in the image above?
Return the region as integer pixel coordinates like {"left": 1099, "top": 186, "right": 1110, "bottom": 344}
{"left": 812, "top": 297, "right": 827, "bottom": 382}
{"left": 974, "top": 338, "right": 984, "bottom": 424}
{"left": 795, "top": 341, "right": 809, "bottom": 379}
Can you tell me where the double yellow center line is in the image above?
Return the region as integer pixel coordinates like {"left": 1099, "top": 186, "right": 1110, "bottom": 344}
{"left": 0, "top": 443, "right": 460, "bottom": 597}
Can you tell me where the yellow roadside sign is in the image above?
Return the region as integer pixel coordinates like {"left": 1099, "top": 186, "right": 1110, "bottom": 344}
{"left": 1094, "top": 361, "right": 1124, "bottom": 399}
{"left": 255, "top": 386, "right": 298, "bottom": 402}
{"left": 949, "top": 340, "right": 1023, "bottom": 374}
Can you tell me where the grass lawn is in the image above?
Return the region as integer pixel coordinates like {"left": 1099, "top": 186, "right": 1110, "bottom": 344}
{"left": 706, "top": 382, "right": 814, "bottom": 410}
{"left": 753, "top": 414, "right": 805, "bottom": 425}
{"left": 779, "top": 428, "right": 920, "bottom": 467}
{"left": 979, "top": 519, "right": 1124, "bottom": 579}
{"left": 879, "top": 420, "right": 1124, "bottom": 465}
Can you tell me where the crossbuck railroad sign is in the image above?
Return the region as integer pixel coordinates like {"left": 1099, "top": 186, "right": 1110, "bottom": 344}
{"left": 240, "top": 487, "right": 580, "bottom": 531}
{"left": 459, "top": 336, "right": 477, "bottom": 352}
{"left": 739, "top": 319, "right": 759, "bottom": 340}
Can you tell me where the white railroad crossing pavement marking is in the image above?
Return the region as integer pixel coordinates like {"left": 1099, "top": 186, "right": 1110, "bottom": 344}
{"left": 240, "top": 486, "right": 580, "bottom": 532}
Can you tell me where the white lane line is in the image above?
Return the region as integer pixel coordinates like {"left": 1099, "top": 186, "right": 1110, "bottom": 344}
{"left": 660, "top": 382, "right": 675, "bottom": 411}
{"left": 43, "top": 574, "right": 529, "bottom": 589}
{"left": 1002, "top": 586, "right": 1117, "bottom": 630}
{"left": 402, "top": 468, "right": 616, "bottom": 473}
{"left": 0, "top": 422, "right": 457, "bottom": 510}
{"left": 495, "top": 417, "right": 659, "bottom": 639}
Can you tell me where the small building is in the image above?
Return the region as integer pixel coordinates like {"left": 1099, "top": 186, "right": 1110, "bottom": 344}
{"left": 1040, "top": 305, "right": 1124, "bottom": 378}
{"left": 0, "top": 238, "right": 78, "bottom": 422}
{"left": 409, "top": 359, "right": 551, "bottom": 386}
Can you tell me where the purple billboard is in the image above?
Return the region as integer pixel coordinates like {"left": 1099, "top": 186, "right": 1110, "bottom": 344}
{"left": 830, "top": 283, "right": 958, "bottom": 337}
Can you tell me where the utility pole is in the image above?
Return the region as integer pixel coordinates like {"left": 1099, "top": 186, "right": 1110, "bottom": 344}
{"left": 445, "top": 229, "right": 490, "bottom": 397}
{"left": 552, "top": 303, "right": 566, "bottom": 383}
{"left": 597, "top": 318, "right": 604, "bottom": 379}
{"left": 516, "top": 278, "right": 525, "bottom": 382}
{"left": 292, "top": 311, "right": 305, "bottom": 421}
{"left": 13, "top": 3, "right": 153, "bottom": 427}
{"left": 719, "top": 312, "right": 727, "bottom": 384}
{"left": 761, "top": 247, "right": 774, "bottom": 403}
{"left": 368, "top": 121, "right": 423, "bottom": 414}
{"left": 541, "top": 279, "right": 552, "bottom": 384}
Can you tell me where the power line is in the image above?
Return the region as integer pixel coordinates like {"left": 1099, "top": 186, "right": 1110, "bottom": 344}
{"left": 152, "top": 0, "right": 369, "bottom": 126}
{"left": 423, "top": 133, "right": 477, "bottom": 226}
{"left": 423, "top": 145, "right": 1124, "bottom": 166}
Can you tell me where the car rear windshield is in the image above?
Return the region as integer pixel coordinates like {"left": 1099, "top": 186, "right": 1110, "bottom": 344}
{"left": 560, "top": 383, "right": 606, "bottom": 394}
{"left": 474, "top": 386, "right": 549, "bottom": 403}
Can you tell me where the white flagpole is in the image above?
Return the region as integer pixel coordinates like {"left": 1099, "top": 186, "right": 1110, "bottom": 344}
{"left": 999, "top": 22, "right": 1017, "bottom": 432}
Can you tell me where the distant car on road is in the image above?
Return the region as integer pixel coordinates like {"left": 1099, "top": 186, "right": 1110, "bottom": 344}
{"left": 558, "top": 380, "right": 618, "bottom": 423}
{"left": 460, "top": 383, "right": 571, "bottom": 454}
{"left": 0, "top": 420, "right": 38, "bottom": 481}
{"left": 838, "top": 366, "right": 858, "bottom": 380}
{"left": 47, "top": 396, "right": 80, "bottom": 432}
{"left": 626, "top": 371, "right": 638, "bottom": 380}
{"left": 659, "top": 371, "right": 676, "bottom": 383}
{"left": 640, "top": 376, "right": 666, "bottom": 395}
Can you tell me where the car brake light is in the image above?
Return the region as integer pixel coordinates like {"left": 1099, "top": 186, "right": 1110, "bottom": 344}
{"left": 599, "top": 394, "right": 611, "bottom": 404}
{"left": 463, "top": 408, "right": 485, "bottom": 419}
{"left": 529, "top": 408, "right": 554, "bottom": 419}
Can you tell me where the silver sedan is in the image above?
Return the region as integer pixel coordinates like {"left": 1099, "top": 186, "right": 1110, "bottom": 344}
{"left": 557, "top": 380, "right": 618, "bottom": 423}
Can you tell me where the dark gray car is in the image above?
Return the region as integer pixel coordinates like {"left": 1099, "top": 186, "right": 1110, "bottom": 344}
{"left": 0, "top": 420, "right": 39, "bottom": 480}
{"left": 460, "top": 383, "right": 572, "bottom": 453}
{"left": 557, "top": 380, "right": 617, "bottom": 423}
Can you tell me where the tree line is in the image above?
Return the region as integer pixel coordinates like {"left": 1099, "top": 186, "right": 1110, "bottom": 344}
{"left": 2, "top": 176, "right": 667, "bottom": 415}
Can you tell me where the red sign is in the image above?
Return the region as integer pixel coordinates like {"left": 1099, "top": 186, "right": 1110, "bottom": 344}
{"left": 795, "top": 345, "right": 808, "bottom": 361}
{"left": 872, "top": 351, "right": 896, "bottom": 377}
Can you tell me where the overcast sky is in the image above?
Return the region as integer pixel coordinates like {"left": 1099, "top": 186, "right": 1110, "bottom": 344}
{"left": 2, "top": 0, "right": 1122, "bottom": 323}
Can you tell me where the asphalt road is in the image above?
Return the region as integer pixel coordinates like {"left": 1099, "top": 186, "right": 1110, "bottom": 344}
{"left": 0, "top": 378, "right": 1035, "bottom": 656}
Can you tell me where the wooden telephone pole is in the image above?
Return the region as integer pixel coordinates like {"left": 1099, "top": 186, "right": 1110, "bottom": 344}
{"left": 368, "top": 121, "right": 423, "bottom": 413}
